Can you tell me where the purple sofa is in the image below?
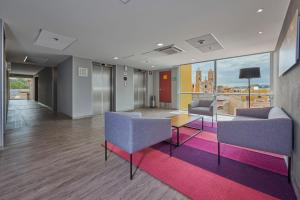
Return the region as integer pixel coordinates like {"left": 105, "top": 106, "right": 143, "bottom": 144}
{"left": 217, "top": 107, "right": 293, "bottom": 182}
{"left": 104, "top": 112, "right": 172, "bottom": 179}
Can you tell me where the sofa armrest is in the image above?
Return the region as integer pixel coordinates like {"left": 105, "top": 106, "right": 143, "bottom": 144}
{"left": 236, "top": 107, "right": 272, "bottom": 119}
{"left": 131, "top": 118, "right": 172, "bottom": 153}
{"left": 190, "top": 101, "right": 200, "bottom": 108}
{"left": 217, "top": 118, "right": 292, "bottom": 156}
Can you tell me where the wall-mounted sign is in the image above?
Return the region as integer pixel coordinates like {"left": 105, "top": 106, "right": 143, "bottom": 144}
{"left": 124, "top": 66, "right": 128, "bottom": 87}
{"left": 172, "top": 76, "right": 177, "bottom": 81}
{"left": 78, "top": 67, "right": 88, "bottom": 77}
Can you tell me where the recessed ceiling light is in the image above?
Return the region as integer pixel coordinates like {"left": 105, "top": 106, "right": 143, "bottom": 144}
{"left": 113, "top": 57, "right": 119, "bottom": 60}
{"left": 191, "top": 58, "right": 196, "bottom": 61}
{"left": 258, "top": 31, "right": 263, "bottom": 34}
{"left": 157, "top": 43, "right": 164, "bottom": 47}
{"left": 151, "top": 65, "right": 155, "bottom": 68}
{"left": 257, "top": 8, "right": 264, "bottom": 13}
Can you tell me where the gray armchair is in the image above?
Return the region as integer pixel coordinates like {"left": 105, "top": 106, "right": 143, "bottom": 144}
{"left": 188, "top": 99, "right": 215, "bottom": 126}
{"left": 104, "top": 112, "right": 172, "bottom": 179}
{"left": 217, "top": 107, "right": 293, "bottom": 182}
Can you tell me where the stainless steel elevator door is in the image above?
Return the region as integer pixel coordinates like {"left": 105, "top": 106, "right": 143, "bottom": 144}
{"left": 92, "top": 65, "right": 112, "bottom": 115}
{"left": 134, "top": 70, "right": 146, "bottom": 108}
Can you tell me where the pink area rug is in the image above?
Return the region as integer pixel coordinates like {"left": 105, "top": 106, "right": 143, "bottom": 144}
{"left": 104, "top": 121, "right": 296, "bottom": 200}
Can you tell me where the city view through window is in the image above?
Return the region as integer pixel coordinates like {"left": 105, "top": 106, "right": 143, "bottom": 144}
{"left": 180, "top": 53, "right": 271, "bottom": 115}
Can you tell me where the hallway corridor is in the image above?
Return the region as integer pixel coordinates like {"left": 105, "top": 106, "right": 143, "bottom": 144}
{"left": 0, "top": 101, "right": 184, "bottom": 200}
{"left": 6, "top": 100, "right": 68, "bottom": 130}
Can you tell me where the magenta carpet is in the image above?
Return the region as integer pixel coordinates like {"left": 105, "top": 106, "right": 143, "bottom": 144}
{"left": 105, "top": 120, "right": 296, "bottom": 200}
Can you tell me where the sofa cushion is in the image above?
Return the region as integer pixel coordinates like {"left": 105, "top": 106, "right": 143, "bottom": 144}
{"left": 190, "top": 107, "right": 212, "bottom": 116}
{"left": 268, "top": 107, "right": 290, "bottom": 119}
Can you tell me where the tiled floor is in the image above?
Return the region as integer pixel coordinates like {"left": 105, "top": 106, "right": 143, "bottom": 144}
{"left": 1, "top": 100, "right": 187, "bottom": 200}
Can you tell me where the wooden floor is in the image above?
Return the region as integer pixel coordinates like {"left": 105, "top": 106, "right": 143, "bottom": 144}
{"left": 0, "top": 100, "right": 187, "bottom": 200}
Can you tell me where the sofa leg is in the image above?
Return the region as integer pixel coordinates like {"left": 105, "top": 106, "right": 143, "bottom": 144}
{"left": 130, "top": 154, "right": 133, "bottom": 180}
{"left": 218, "top": 142, "right": 220, "bottom": 165}
{"left": 105, "top": 140, "right": 107, "bottom": 161}
{"left": 288, "top": 156, "right": 291, "bottom": 183}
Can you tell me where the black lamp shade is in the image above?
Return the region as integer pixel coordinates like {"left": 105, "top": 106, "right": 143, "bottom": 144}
{"left": 239, "top": 67, "right": 261, "bottom": 79}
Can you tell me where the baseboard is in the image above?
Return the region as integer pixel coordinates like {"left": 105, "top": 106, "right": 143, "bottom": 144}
{"left": 292, "top": 175, "right": 300, "bottom": 199}
{"left": 72, "top": 114, "right": 93, "bottom": 119}
{"left": 37, "top": 102, "right": 53, "bottom": 111}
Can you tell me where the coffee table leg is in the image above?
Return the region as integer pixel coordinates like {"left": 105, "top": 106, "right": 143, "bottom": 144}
{"left": 176, "top": 127, "right": 179, "bottom": 146}
{"left": 202, "top": 117, "right": 204, "bottom": 130}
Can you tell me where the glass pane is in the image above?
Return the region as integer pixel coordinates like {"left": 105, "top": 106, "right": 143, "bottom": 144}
{"left": 216, "top": 53, "right": 271, "bottom": 115}
{"left": 9, "top": 78, "right": 32, "bottom": 100}
{"left": 192, "top": 61, "right": 215, "bottom": 94}
{"left": 179, "top": 61, "right": 215, "bottom": 110}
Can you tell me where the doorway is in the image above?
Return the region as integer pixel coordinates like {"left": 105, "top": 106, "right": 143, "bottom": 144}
{"left": 159, "top": 71, "right": 172, "bottom": 103}
{"left": 34, "top": 76, "right": 38, "bottom": 101}
{"left": 9, "top": 77, "right": 32, "bottom": 100}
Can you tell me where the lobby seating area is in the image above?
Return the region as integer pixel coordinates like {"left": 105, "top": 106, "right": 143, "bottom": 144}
{"left": 1, "top": 0, "right": 300, "bottom": 200}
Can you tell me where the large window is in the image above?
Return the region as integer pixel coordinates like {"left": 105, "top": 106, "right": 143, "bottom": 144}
{"left": 179, "top": 53, "right": 272, "bottom": 115}
{"left": 216, "top": 53, "right": 271, "bottom": 115}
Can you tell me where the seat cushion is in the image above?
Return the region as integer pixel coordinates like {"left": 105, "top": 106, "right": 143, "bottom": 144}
{"left": 190, "top": 107, "right": 212, "bottom": 116}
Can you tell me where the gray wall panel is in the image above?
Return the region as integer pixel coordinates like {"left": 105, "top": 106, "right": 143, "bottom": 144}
{"left": 72, "top": 57, "right": 93, "bottom": 118}
{"left": 38, "top": 67, "right": 53, "bottom": 109}
{"left": 57, "top": 57, "right": 73, "bottom": 117}
{"left": 0, "top": 19, "right": 4, "bottom": 147}
{"left": 115, "top": 65, "right": 134, "bottom": 111}
{"left": 273, "top": 0, "right": 300, "bottom": 197}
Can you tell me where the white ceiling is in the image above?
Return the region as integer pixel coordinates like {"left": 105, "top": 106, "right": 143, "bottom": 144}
{"left": 10, "top": 63, "right": 44, "bottom": 76}
{"left": 0, "top": 0, "right": 290, "bottom": 70}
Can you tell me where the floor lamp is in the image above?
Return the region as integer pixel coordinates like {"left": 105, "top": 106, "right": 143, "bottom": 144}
{"left": 239, "top": 67, "right": 261, "bottom": 108}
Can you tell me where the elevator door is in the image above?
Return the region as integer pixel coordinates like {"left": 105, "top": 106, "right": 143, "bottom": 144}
{"left": 92, "top": 65, "right": 112, "bottom": 115}
{"left": 134, "top": 70, "right": 146, "bottom": 108}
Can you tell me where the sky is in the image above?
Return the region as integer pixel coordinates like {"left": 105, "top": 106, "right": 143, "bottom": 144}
{"left": 191, "top": 53, "right": 270, "bottom": 87}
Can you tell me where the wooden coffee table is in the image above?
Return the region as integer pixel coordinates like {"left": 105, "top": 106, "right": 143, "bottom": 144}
{"left": 170, "top": 114, "right": 203, "bottom": 146}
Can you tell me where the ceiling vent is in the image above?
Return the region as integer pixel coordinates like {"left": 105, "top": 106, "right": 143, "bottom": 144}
{"left": 153, "top": 45, "right": 183, "bottom": 55}
{"left": 24, "top": 56, "right": 48, "bottom": 65}
{"left": 186, "top": 33, "right": 224, "bottom": 53}
{"left": 120, "top": 0, "right": 131, "bottom": 4}
{"left": 34, "top": 29, "right": 77, "bottom": 51}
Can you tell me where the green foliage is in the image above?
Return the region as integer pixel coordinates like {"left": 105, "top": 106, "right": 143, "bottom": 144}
{"left": 10, "top": 79, "right": 30, "bottom": 89}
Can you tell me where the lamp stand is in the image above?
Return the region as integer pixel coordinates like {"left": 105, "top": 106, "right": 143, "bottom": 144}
{"left": 248, "top": 78, "right": 251, "bottom": 108}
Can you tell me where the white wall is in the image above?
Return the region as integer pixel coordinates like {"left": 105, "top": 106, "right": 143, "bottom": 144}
{"left": 72, "top": 57, "right": 93, "bottom": 118}
{"left": 57, "top": 57, "right": 73, "bottom": 117}
{"left": 115, "top": 65, "right": 134, "bottom": 111}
